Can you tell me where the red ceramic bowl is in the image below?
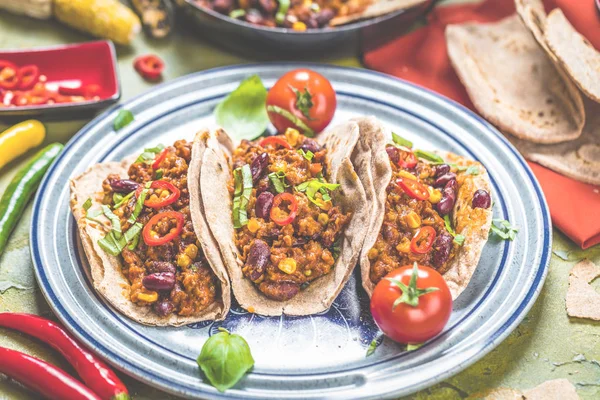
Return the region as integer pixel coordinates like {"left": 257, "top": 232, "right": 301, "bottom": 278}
{"left": 0, "top": 40, "right": 120, "bottom": 118}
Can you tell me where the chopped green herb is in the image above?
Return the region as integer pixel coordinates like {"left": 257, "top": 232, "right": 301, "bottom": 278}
{"left": 275, "top": 0, "right": 290, "bottom": 24}
{"left": 332, "top": 238, "right": 342, "bottom": 260}
{"left": 392, "top": 132, "right": 413, "bottom": 149}
{"left": 232, "top": 165, "right": 253, "bottom": 228}
{"left": 135, "top": 144, "right": 165, "bottom": 164}
{"left": 490, "top": 219, "right": 519, "bottom": 241}
{"left": 366, "top": 339, "right": 379, "bottom": 357}
{"left": 98, "top": 231, "right": 127, "bottom": 256}
{"left": 297, "top": 149, "right": 314, "bottom": 161}
{"left": 113, "top": 191, "right": 135, "bottom": 210}
{"left": 155, "top": 169, "right": 164, "bottom": 179}
{"left": 101, "top": 205, "right": 122, "bottom": 239}
{"left": 453, "top": 234, "right": 465, "bottom": 246}
{"left": 464, "top": 165, "right": 480, "bottom": 175}
{"left": 443, "top": 215, "right": 464, "bottom": 246}
{"left": 229, "top": 9, "right": 246, "bottom": 19}
{"left": 406, "top": 343, "right": 423, "bottom": 351}
{"left": 268, "top": 171, "right": 287, "bottom": 194}
{"left": 113, "top": 193, "right": 124, "bottom": 205}
{"left": 127, "top": 182, "right": 151, "bottom": 224}
{"left": 295, "top": 179, "right": 340, "bottom": 206}
{"left": 113, "top": 109, "right": 134, "bottom": 131}
{"left": 82, "top": 198, "right": 92, "bottom": 211}
{"left": 291, "top": 87, "right": 314, "bottom": 120}
{"left": 267, "top": 105, "right": 315, "bottom": 137}
{"left": 414, "top": 150, "right": 444, "bottom": 163}
{"left": 86, "top": 209, "right": 102, "bottom": 219}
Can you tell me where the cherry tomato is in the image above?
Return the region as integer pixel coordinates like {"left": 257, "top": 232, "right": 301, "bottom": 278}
{"left": 266, "top": 69, "right": 336, "bottom": 135}
{"left": 370, "top": 264, "right": 452, "bottom": 344}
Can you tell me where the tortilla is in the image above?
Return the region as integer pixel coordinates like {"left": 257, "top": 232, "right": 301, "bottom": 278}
{"left": 446, "top": 14, "right": 585, "bottom": 144}
{"left": 507, "top": 100, "right": 600, "bottom": 185}
{"left": 523, "top": 379, "right": 579, "bottom": 400}
{"left": 69, "top": 150, "right": 231, "bottom": 326}
{"left": 330, "top": 0, "right": 427, "bottom": 27}
{"left": 515, "top": 0, "right": 551, "bottom": 56}
{"left": 195, "top": 124, "right": 369, "bottom": 316}
{"left": 354, "top": 117, "right": 493, "bottom": 299}
{"left": 565, "top": 259, "right": 600, "bottom": 321}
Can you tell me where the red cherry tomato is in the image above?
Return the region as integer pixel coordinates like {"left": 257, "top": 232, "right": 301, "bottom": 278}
{"left": 266, "top": 69, "right": 336, "bottom": 135}
{"left": 370, "top": 264, "right": 452, "bottom": 344}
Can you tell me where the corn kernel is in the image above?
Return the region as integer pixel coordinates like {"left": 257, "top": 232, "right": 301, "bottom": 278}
{"left": 293, "top": 21, "right": 307, "bottom": 31}
{"left": 285, "top": 128, "right": 301, "bottom": 147}
{"left": 247, "top": 218, "right": 260, "bottom": 233}
{"left": 137, "top": 291, "right": 158, "bottom": 303}
{"left": 318, "top": 213, "right": 329, "bottom": 225}
{"left": 428, "top": 187, "right": 442, "bottom": 204}
{"left": 185, "top": 244, "right": 199, "bottom": 259}
{"left": 278, "top": 258, "right": 297, "bottom": 274}
{"left": 396, "top": 238, "right": 411, "bottom": 253}
{"left": 405, "top": 211, "right": 421, "bottom": 229}
{"left": 247, "top": 306, "right": 255, "bottom": 313}
{"left": 177, "top": 253, "right": 192, "bottom": 268}
{"left": 368, "top": 248, "right": 379, "bottom": 260}
{"left": 398, "top": 170, "right": 417, "bottom": 180}
{"left": 302, "top": 0, "right": 312, "bottom": 7}
{"left": 316, "top": 199, "right": 332, "bottom": 211}
{"left": 304, "top": 269, "right": 312, "bottom": 276}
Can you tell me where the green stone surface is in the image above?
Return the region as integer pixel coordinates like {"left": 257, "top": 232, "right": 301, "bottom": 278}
{"left": 0, "top": 2, "right": 599, "bottom": 399}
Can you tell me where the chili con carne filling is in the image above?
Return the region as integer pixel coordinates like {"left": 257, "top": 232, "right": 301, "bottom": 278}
{"left": 368, "top": 145, "right": 460, "bottom": 284}
{"left": 99, "top": 140, "right": 219, "bottom": 318}
{"left": 230, "top": 129, "right": 350, "bottom": 302}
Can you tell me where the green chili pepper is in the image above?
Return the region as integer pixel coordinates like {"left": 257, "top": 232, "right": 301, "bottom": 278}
{"left": 0, "top": 143, "right": 63, "bottom": 255}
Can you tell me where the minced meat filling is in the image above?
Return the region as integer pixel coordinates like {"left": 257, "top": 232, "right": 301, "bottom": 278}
{"left": 231, "top": 132, "right": 350, "bottom": 302}
{"left": 101, "top": 140, "right": 219, "bottom": 317}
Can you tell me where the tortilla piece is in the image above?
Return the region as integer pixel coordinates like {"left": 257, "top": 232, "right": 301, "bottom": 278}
{"left": 515, "top": 0, "right": 552, "bottom": 56}
{"left": 565, "top": 259, "right": 600, "bottom": 321}
{"left": 197, "top": 124, "right": 369, "bottom": 316}
{"left": 69, "top": 154, "right": 230, "bottom": 326}
{"left": 330, "top": 0, "right": 427, "bottom": 26}
{"left": 483, "top": 388, "right": 525, "bottom": 400}
{"left": 523, "top": 379, "right": 579, "bottom": 400}
{"left": 507, "top": 100, "right": 600, "bottom": 185}
{"left": 446, "top": 15, "right": 585, "bottom": 144}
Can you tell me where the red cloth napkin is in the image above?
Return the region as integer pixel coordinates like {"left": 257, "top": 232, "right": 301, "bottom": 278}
{"left": 363, "top": 0, "right": 600, "bottom": 249}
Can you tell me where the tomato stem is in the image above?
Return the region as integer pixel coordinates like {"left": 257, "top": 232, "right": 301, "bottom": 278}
{"left": 386, "top": 263, "right": 439, "bottom": 309}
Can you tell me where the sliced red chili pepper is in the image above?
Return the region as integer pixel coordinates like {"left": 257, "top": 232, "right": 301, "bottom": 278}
{"left": 398, "top": 150, "right": 418, "bottom": 169}
{"left": 83, "top": 83, "right": 101, "bottom": 98}
{"left": 134, "top": 54, "right": 164, "bottom": 81}
{"left": 270, "top": 192, "right": 298, "bottom": 226}
{"left": 12, "top": 90, "right": 49, "bottom": 106}
{"left": 152, "top": 148, "right": 169, "bottom": 169}
{"left": 17, "top": 65, "right": 40, "bottom": 90}
{"left": 144, "top": 180, "right": 180, "bottom": 208}
{"left": 410, "top": 226, "right": 437, "bottom": 254}
{"left": 58, "top": 80, "right": 84, "bottom": 96}
{"left": 396, "top": 177, "right": 430, "bottom": 201}
{"left": 143, "top": 211, "right": 184, "bottom": 246}
{"left": 258, "top": 136, "right": 292, "bottom": 149}
{"left": 0, "top": 61, "right": 19, "bottom": 90}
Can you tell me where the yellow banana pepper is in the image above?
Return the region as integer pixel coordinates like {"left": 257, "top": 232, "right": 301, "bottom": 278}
{"left": 0, "top": 120, "right": 46, "bottom": 171}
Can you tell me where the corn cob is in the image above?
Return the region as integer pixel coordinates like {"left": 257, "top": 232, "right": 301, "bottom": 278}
{"left": 0, "top": 0, "right": 52, "bottom": 19}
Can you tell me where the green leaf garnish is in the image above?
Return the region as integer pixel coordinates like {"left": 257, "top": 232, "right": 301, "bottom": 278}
{"left": 392, "top": 132, "right": 413, "bottom": 149}
{"left": 155, "top": 169, "right": 164, "bottom": 179}
{"left": 275, "top": 0, "right": 290, "bottom": 24}
{"left": 443, "top": 215, "right": 464, "bottom": 246}
{"left": 229, "top": 9, "right": 246, "bottom": 19}
{"left": 464, "top": 165, "right": 480, "bottom": 175}
{"left": 366, "top": 339, "right": 379, "bottom": 357}
{"left": 406, "top": 343, "right": 423, "bottom": 351}
{"left": 82, "top": 198, "right": 92, "bottom": 211}
{"left": 295, "top": 179, "right": 340, "bottom": 206}
{"left": 297, "top": 149, "right": 314, "bottom": 161}
{"left": 197, "top": 328, "right": 254, "bottom": 392}
{"left": 414, "top": 150, "right": 444, "bottom": 163}
{"left": 215, "top": 75, "right": 269, "bottom": 141}
{"left": 113, "top": 193, "right": 124, "bottom": 205}
{"left": 268, "top": 171, "right": 287, "bottom": 194}
{"left": 291, "top": 86, "right": 314, "bottom": 120}
{"left": 267, "top": 105, "right": 315, "bottom": 137}
{"left": 98, "top": 231, "right": 127, "bottom": 256}
{"left": 113, "top": 191, "right": 135, "bottom": 210}
{"left": 128, "top": 182, "right": 151, "bottom": 224}
{"left": 233, "top": 165, "right": 253, "bottom": 228}
{"left": 386, "top": 263, "right": 439, "bottom": 308}
{"left": 101, "top": 205, "right": 122, "bottom": 239}
{"left": 332, "top": 238, "right": 341, "bottom": 260}
{"left": 135, "top": 144, "right": 165, "bottom": 164}
{"left": 113, "top": 109, "right": 134, "bottom": 131}
{"left": 490, "top": 219, "right": 519, "bottom": 241}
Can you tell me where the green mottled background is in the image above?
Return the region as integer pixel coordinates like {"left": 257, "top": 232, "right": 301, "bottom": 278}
{"left": 0, "top": 1, "right": 599, "bottom": 399}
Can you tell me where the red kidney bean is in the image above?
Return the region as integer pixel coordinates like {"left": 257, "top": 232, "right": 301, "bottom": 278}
{"left": 472, "top": 189, "right": 491, "bottom": 209}
{"left": 213, "top": 0, "right": 234, "bottom": 13}
{"left": 305, "top": 17, "right": 319, "bottom": 29}
{"left": 245, "top": 240, "right": 270, "bottom": 282}
{"left": 386, "top": 146, "right": 400, "bottom": 165}
{"left": 251, "top": 152, "right": 269, "bottom": 183}
{"left": 437, "top": 179, "right": 457, "bottom": 216}
{"left": 147, "top": 261, "right": 176, "bottom": 275}
{"left": 255, "top": 191, "right": 274, "bottom": 219}
{"left": 435, "top": 164, "right": 451, "bottom": 177}
{"left": 299, "top": 138, "right": 321, "bottom": 154}
{"left": 109, "top": 178, "right": 140, "bottom": 193}
{"left": 153, "top": 300, "right": 174, "bottom": 316}
{"left": 143, "top": 272, "right": 176, "bottom": 291}
{"left": 259, "top": 281, "right": 300, "bottom": 301}
{"left": 316, "top": 8, "right": 336, "bottom": 26}
{"left": 432, "top": 232, "right": 453, "bottom": 267}
{"left": 434, "top": 172, "right": 457, "bottom": 188}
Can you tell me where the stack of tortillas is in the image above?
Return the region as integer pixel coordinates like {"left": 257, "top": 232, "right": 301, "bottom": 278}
{"left": 445, "top": 0, "right": 600, "bottom": 185}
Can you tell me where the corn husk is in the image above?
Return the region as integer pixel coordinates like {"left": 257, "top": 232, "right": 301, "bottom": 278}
{"left": 0, "top": 0, "right": 52, "bottom": 19}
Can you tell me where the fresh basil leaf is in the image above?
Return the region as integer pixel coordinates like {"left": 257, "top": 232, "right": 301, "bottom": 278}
{"left": 453, "top": 234, "right": 465, "bottom": 246}
{"left": 297, "top": 149, "right": 314, "bottom": 161}
{"left": 215, "top": 75, "right": 269, "bottom": 141}
{"left": 113, "top": 191, "right": 135, "bottom": 210}
{"left": 98, "top": 231, "right": 126, "bottom": 256}
{"left": 414, "top": 150, "right": 444, "bottom": 163}
{"left": 101, "top": 205, "right": 122, "bottom": 239}
{"left": 197, "top": 328, "right": 254, "bottom": 392}
{"left": 155, "top": 169, "right": 164, "bottom": 179}
{"left": 295, "top": 179, "right": 340, "bottom": 206}
{"left": 82, "top": 198, "right": 92, "bottom": 211}
{"left": 124, "top": 222, "right": 143, "bottom": 243}
{"left": 490, "top": 219, "right": 518, "bottom": 241}
{"left": 113, "top": 109, "right": 134, "bottom": 131}
{"left": 232, "top": 165, "right": 253, "bottom": 228}
{"left": 464, "top": 165, "right": 480, "bottom": 175}
{"left": 268, "top": 172, "right": 286, "bottom": 194}
{"left": 128, "top": 184, "right": 151, "bottom": 224}
{"left": 366, "top": 339, "right": 378, "bottom": 357}
{"left": 135, "top": 144, "right": 165, "bottom": 164}
{"left": 443, "top": 215, "right": 464, "bottom": 246}
{"left": 113, "top": 193, "right": 124, "bottom": 205}
{"left": 392, "top": 132, "right": 413, "bottom": 149}
{"left": 267, "top": 105, "right": 315, "bottom": 137}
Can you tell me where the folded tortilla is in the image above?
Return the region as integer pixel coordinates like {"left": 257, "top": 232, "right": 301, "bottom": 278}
{"left": 194, "top": 125, "right": 369, "bottom": 316}
{"left": 70, "top": 151, "right": 231, "bottom": 326}
{"left": 353, "top": 117, "right": 493, "bottom": 299}
{"left": 330, "top": 0, "right": 427, "bottom": 26}
{"left": 446, "top": 14, "right": 585, "bottom": 144}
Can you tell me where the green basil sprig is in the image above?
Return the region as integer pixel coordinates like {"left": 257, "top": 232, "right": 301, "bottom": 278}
{"left": 113, "top": 109, "right": 134, "bottom": 131}
{"left": 232, "top": 165, "right": 253, "bottom": 228}
{"left": 197, "top": 328, "right": 254, "bottom": 392}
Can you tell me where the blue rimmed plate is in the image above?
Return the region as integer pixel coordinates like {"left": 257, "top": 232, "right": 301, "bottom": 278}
{"left": 30, "top": 64, "right": 550, "bottom": 399}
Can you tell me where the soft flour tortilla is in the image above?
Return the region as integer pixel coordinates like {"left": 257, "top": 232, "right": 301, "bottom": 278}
{"left": 330, "top": 0, "right": 427, "bottom": 26}
{"left": 70, "top": 151, "right": 231, "bottom": 326}
{"left": 195, "top": 124, "right": 369, "bottom": 316}
{"left": 446, "top": 14, "right": 585, "bottom": 144}
{"left": 354, "top": 118, "right": 493, "bottom": 299}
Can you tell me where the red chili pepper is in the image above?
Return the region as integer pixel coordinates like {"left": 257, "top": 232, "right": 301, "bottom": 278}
{"left": 144, "top": 180, "right": 180, "bottom": 208}
{"left": 134, "top": 54, "right": 164, "bottom": 81}
{"left": 83, "top": 83, "right": 101, "bottom": 98}
{"left": 0, "top": 346, "right": 101, "bottom": 400}
{"left": 143, "top": 211, "right": 185, "bottom": 246}
{"left": 152, "top": 148, "right": 169, "bottom": 169}
{"left": 410, "top": 226, "right": 437, "bottom": 254}
{"left": 398, "top": 150, "right": 418, "bottom": 169}
{"left": 0, "top": 313, "right": 129, "bottom": 400}
{"left": 0, "top": 61, "right": 19, "bottom": 90}
{"left": 258, "top": 136, "right": 292, "bottom": 149}
{"left": 58, "top": 80, "right": 84, "bottom": 96}
{"left": 270, "top": 192, "right": 298, "bottom": 226}
{"left": 396, "top": 177, "right": 430, "bottom": 201}
{"left": 17, "top": 65, "right": 40, "bottom": 90}
{"left": 12, "top": 90, "right": 49, "bottom": 106}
